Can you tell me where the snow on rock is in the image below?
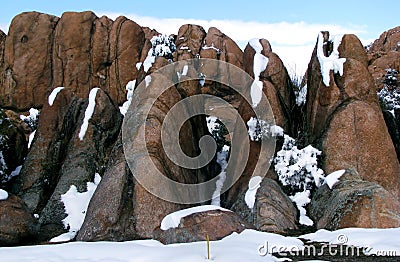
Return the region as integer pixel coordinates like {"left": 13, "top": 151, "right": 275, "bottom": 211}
{"left": 136, "top": 62, "right": 142, "bottom": 70}
{"left": 9, "top": 165, "right": 22, "bottom": 180}
{"left": 249, "top": 38, "right": 269, "bottom": 107}
{"left": 119, "top": 80, "right": 136, "bottom": 116}
{"left": 290, "top": 190, "right": 314, "bottom": 226}
{"left": 48, "top": 87, "right": 65, "bottom": 106}
{"left": 324, "top": 169, "right": 346, "bottom": 189}
{"left": 301, "top": 227, "right": 400, "bottom": 256}
{"left": 145, "top": 75, "right": 152, "bottom": 87}
{"left": 211, "top": 145, "right": 229, "bottom": 206}
{"left": 143, "top": 49, "right": 156, "bottom": 73}
{"left": 202, "top": 43, "right": 220, "bottom": 53}
{"left": 245, "top": 176, "right": 263, "bottom": 209}
{"left": 0, "top": 189, "right": 8, "bottom": 200}
{"left": 50, "top": 173, "right": 101, "bottom": 243}
{"left": 78, "top": 88, "right": 99, "bottom": 141}
{"left": 182, "top": 64, "right": 188, "bottom": 76}
{"left": 160, "top": 205, "right": 231, "bottom": 231}
{"left": 317, "top": 33, "right": 346, "bottom": 86}
{"left": 28, "top": 130, "right": 36, "bottom": 149}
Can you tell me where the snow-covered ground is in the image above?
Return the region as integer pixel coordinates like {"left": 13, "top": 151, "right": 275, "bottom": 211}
{"left": 0, "top": 228, "right": 399, "bottom": 261}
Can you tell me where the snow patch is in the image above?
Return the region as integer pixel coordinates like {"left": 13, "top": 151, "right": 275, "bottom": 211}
{"left": 245, "top": 176, "right": 263, "bottom": 209}
{"left": 48, "top": 87, "right": 65, "bottom": 106}
{"left": 28, "top": 130, "right": 36, "bottom": 149}
{"left": 248, "top": 39, "right": 269, "bottom": 107}
{"left": 136, "top": 62, "right": 142, "bottom": 70}
{"left": 290, "top": 190, "right": 314, "bottom": 226}
{"left": 145, "top": 75, "right": 152, "bottom": 87}
{"left": 50, "top": 173, "right": 101, "bottom": 243}
{"left": 317, "top": 33, "right": 346, "bottom": 86}
{"left": 119, "top": 80, "right": 136, "bottom": 116}
{"left": 0, "top": 189, "right": 8, "bottom": 200}
{"left": 202, "top": 43, "right": 220, "bottom": 53}
{"left": 211, "top": 145, "right": 229, "bottom": 206}
{"left": 78, "top": 88, "right": 99, "bottom": 141}
{"left": 325, "top": 169, "right": 345, "bottom": 189}
{"left": 160, "top": 205, "right": 231, "bottom": 231}
{"left": 143, "top": 49, "right": 156, "bottom": 72}
{"left": 182, "top": 65, "right": 188, "bottom": 76}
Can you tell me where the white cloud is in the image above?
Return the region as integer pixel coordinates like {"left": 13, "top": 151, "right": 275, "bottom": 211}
{"left": 0, "top": 23, "right": 8, "bottom": 34}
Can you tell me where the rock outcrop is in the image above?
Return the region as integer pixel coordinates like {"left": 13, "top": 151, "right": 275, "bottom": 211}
{"left": 305, "top": 32, "right": 400, "bottom": 198}
{"left": 0, "top": 11, "right": 399, "bottom": 246}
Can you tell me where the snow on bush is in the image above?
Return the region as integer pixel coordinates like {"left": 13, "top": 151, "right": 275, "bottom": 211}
{"left": 377, "top": 68, "right": 400, "bottom": 115}
{"left": 247, "top": 117, "right": 283, "bottom": 142}
{"left": 274, "top": 135, "right": 325, "bottom": 194}
{"left": 51, "top": 173, "right": 101, "bottom": 242}
{"left": 20, "top": 108, "right": 40, "bottom": 130}
{"left": 150, "top": 34, "right": 176, "bottom": 60}
{"left": 295, "top": 84, "right": 307, "bottom": 106}
{"left": 317, "top": 33, "right": 346, "bottom": 86}
{"left": 274, "top": 135, "right": 325, "bottom": 225}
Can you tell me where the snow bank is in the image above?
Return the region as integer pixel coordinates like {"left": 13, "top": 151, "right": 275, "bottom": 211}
{"left": 244, "top": 176, "right": 262, "bottom": 209}
{"left": 0, "top": 229, "right": 305, "bottom": 262}
{"left": 317, "top": 33, "right": 346, "bottom": 86}
{"left": 249, "top": 38, "right": 269, "bottom": 107}
{"left": 0, "top": 189, "right": 8, "bottom": 200}
{"left": 51, "top": 173, "right": 101, "bottom": 242}
{"left": 160, "top": 205, "right": 231, "bottom": 231}
{"left": 78, "top": 88, "right": 99, "bottom": 141}
{"left": 48, "top": 87, "right": 65, "bottom": 106}
{"left": 324, "top": 169, "right": 345, "bottom": 189}
{"left": 301, "top": 227, "right": 400, "bottom": 256}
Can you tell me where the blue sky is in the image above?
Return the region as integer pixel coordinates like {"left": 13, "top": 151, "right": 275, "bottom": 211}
{"left": 0, "top": 0, "right": 398, "bottom": 75}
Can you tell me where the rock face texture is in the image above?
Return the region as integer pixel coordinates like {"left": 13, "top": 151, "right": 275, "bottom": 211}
{"left": 305, "top": 32, "right": 400, "bottom": 198}
{"left": 310, "top": 169, "right": 400, "bottom": 229}
{"left": 0, "top": 194, "right": 39, "bottom": 246}
{"left": 153, "top": 209, "right": 250, "bottom": 244}
{"left": 0, "top": 11, "right": 399, "bottom": 246}
{"left": 0, "top": 11, "right": 145, "bottom": 110}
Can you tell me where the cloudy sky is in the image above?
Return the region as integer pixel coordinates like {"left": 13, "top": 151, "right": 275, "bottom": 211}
{"left": 1, "top": 0, "right": 398, "bottom": 76}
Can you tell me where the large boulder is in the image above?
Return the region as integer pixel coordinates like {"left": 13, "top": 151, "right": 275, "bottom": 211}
{"left": 13, "top": 88, "right": 82, "bottom": 212}
{"left": 305, "top": 32, "right": 400, "bottom": 197}
{"left": 231, "top": 177, "right": 298, "bottom": 234}
{"left": 153, "top": 209, "right": 250, "bottom": 244}
{"left": 77, "top": 133, "right": 136, "bottom": 241}
{"left": 310, "top": 169, "right": 400, "bottom": 229}
{"left": 0, "top": 194, "right": 39, "bottom": 246}
{"left": 0, "top": 12, "right": 59, "bottom": 110}
{"left": 38, "top": 88, "right": 122, "bottom": 240}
